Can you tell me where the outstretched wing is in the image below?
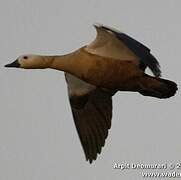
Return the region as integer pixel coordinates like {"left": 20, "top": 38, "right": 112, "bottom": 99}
{"left": 65, "top": 73, "right": 113, "bottom": 163}
{"left": 85, "top": 23, "right": 161, "bottom": 77}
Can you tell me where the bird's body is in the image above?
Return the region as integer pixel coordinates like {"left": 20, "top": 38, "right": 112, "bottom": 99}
{"left": 5, "top": 23, "right": 177, "bottom": 163}
{"left": 51, "top": 47, "right": 143, "bottom": 91}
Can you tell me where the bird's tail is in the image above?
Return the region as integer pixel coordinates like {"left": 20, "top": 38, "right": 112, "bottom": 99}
{"left": 138, "top": 75, "right": 177, "bottom": 98}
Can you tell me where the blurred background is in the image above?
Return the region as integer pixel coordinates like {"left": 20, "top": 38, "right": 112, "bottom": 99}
{"left": 0, "top": 0, "right": 180, "bottom": 179}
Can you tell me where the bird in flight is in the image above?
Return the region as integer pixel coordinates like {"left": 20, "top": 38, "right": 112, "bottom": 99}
{"left": 5, "top": 23, "right": 177, "bottom": 163}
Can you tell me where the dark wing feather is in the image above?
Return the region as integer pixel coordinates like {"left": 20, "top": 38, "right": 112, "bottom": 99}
{"left": 101, "top": 25, "right": 161, "bottom": 77}
{"left": 69, "top": 89, "right": 113, "bottom": 163}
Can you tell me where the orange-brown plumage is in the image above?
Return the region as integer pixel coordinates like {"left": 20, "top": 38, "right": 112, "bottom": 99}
{"left": 5, "top": 23, "right": 177, "bottom": 163}
{"left": 64, "top": 47, "right": 143, "bottom": 90}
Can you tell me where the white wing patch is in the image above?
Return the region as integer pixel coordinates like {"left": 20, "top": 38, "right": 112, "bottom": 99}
{"left": 65, "top": 73, "right": 96, "bottom": 97}
{"left": 85, "top": 23, "right": 161, "bottom": 77}
{"left": 85, "top": 24, "right": 140, "bottom": 65}
{"left": 94, "top": 23, "right": 122, "bottom": 34}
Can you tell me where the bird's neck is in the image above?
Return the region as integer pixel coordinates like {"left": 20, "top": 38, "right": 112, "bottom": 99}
{"left": 44, "top": 47, "right": 92, "bottom": 80}
{"left": 43, "top": 52, "right": 75, "bottom": 72}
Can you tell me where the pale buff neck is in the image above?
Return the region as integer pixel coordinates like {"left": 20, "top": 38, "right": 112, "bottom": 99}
{"left": 42, "top": 52, "right": 75, "bottom": 73}
{"left": 41, "top": 47, "right": 89, "bottom": 79}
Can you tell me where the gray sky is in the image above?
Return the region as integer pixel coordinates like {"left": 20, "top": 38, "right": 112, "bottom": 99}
{"left": 0, "top": 0, "right": 181, "bottom": 179}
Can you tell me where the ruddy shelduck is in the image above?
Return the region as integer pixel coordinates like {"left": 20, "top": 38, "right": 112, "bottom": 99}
{"left": 5, "top": 23, "right": 177, "bottom": 163}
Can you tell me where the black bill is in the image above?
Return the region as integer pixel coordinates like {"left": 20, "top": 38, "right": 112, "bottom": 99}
{"left": 5, "top": 59, "right": 20, "bottom": 68}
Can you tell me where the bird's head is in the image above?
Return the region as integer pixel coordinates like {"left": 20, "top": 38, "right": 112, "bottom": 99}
{"left": 5, "top": 55, "right": 52, "bottom": 69}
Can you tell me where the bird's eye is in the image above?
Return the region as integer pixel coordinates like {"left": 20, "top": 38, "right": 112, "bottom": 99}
{"left": 23, "top": 56, "right": 28, "bottom": 59}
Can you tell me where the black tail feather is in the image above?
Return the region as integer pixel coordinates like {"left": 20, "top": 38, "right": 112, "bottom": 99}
{"left": 139, "top": 76, "right": 178, "bottom": 99}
